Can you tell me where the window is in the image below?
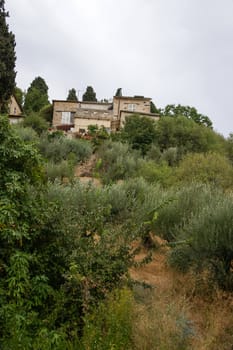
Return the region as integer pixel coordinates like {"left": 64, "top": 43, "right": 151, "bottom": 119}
{"left": 128, "top": 104, "right": 136, "bottom": 112}
{"left": 61, "top": 112, "right": 75, "bottom": 124}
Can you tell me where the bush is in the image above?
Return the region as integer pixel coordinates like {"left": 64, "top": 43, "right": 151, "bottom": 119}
{"left": 97, "top": 141, "right": 140, "bottom": 184}
{"left": 13, "top": 125, "right": 39, "bottom": 143}
{"left": 146, "top": 143, "right": 162, "bottom": 162}
{"left": 168, "top": 194, "right": 233, "bottom": 290}
{"left": 23, "top": 113, "right": 49, "bottom": 135}
{"left": 39, "top": 104, "right": 53, "bottom": 124}
{"left": 161, "top": 147, "right": 180, "bottom": 166}
{"left": 82, "top": 289, "right": 133, "bottom": 350}
{"left": 122, "top": 114, "right": 158, "bottom": 155}
{"left": 174, "top": 152, "right": 233, "bottom": 190}
{"left": 44, "top": 160, "right": 75, "bottom": 182}
{"left": 39, "top": 133, "right": 93, "bottom": 164}
{"left": 156, "top": 116, "right": 226, "bottom": 154}
{"left": 155, "top": 183, "right": 222, "bottom": 241}
{"left": 138, "top": 159, "right": 174, "bottom": 187}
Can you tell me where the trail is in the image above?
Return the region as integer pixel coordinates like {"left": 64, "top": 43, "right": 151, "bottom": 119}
{"left": 130, "top": 241, "right": 172, "bottom": 291}
{"left": 75, "top": 154, "right": 101, "bottom": 186}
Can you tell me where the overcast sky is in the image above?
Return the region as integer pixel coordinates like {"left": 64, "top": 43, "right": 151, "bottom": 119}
{"left": 6, "top": 0, "right": 233, "bottom": 136}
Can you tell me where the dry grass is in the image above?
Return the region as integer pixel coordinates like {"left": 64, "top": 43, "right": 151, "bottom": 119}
{"left": 130, "top": 245, "right": 233, "bottom": 350}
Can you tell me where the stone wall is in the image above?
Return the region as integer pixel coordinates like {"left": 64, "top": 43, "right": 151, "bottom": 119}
{"left": 113, "top": 96, "right": 151, "bottom": 117}
{"left": 53, "top": 100, "right": 78, "bottom": 126}
{"left": 74, "top": 109, "right": 113, "bottom": 132}
{"left": 81, "top": 102, "right": 112, "bottom": 111}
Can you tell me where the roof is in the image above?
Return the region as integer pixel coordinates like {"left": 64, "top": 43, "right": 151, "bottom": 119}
{"left": 120, "top": 110, "right": 160, "bottom": 118}
{"left": 53, "top": 100, "right": 112, "bottom": 105}
{"left": 114, "top": 96, "right": 151, "bottom": 101}
{"left": 11, "top": 95, "right": 23, "bottom": 113}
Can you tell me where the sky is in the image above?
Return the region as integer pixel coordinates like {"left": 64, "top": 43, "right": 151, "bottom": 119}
{"left": 6, "top": 0, "right": 233, "bottom": 137}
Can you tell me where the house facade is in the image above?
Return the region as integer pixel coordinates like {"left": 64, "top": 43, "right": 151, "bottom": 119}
{"left": 52, "top": 95, "right": 159, "bottom": 133}
{"left": 8, "top": 95, "right": 24, "bottom": 124}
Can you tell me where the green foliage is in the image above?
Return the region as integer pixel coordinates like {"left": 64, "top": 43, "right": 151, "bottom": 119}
{"left": 97, "top": 140, "right": 140, "bottom": 184}
{"left": 24, "top": 87, "right": 49, "bottom": 114}
{"left": 82, "top": 289, "right": 133, "bottom": 350}
{"left": 0, "top": 0, "right": 16, "bottom": 112}
{"left": 155, "top": 183, "right": 220, "bottom": 241}
{"left": 150, "top": 100, "right": 159, "bottom": 113}
{"left": 168, "top": 193, "right": 233, "bottom": 290}
{"left": 159, "top": 104, "right": 212, "bottom": 128}
{"left": 1, "top": 103, "right": 233, "bottom": 347}
{"left": 146, "top": 143, "right": 162, "bottom": 161}
{"left": 0, "top": 115, "right": 51, "bottom": 345}
{"left": 24, "top": 77, "right": 49, "bottom": 114}
{"left": 23, "top": 113, "right": 49, "bottom": 135}
{"left": 13, "top": 124, "right": 39, "bottom": 143}
{"left": 67, "top": 88, "right": 78, "bottom": 101}
{"left": 29, "top": 76, "right": 48, "bottom": 95}
{"left": 175, "top": 152, "right": 233, "bottom": 190}
{"left": 160, "top": 147, "right": 180, "bottom": 166}
{"left": 226, "top": 132, "right": 233, "bottom": 164}
{"left": 13, "top": 86, "right": 24, "bottom": 107}
{"left": 39, "top": 133, "right": 93, "bottom": 164}
{"left": 122, "top": 114, "right": 157, "bottom": 155}
{"left": 39, "top": 104, "right": 53, "bottom": 123}
{"left": 44, "top": 160, "right": 75, "bottom": 182}
{"left": 156, "top": 116, "right": 225, "bottom": 154}
{"left": 87, "top": 123, "right": 98, "bottom": 135}
{"left": 82, "top": 85, "right": 97, "bottom": 102}
{"left": 138, "top": 160, "right": 174, "bottom": 187}
{"left": 114, "top": 88, "right": 122, "bottom": 97}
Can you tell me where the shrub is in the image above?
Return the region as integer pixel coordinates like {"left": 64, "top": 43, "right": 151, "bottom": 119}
{"left": 155, "top": 183, "right": 221, "bottom": 241}
{"left": 44, "top": 160, "right": 75, "bottom": 182}
{"left": 146, "top": 143, "right": 162, "bottom": 162}
{"left": 13, "top": 125, "right": 39, "bottom": 143}
{"left": 97, "top": 141, "right": 140, "bottom": 184}
{"left": 168, "top": 192, "right": 233, "bottom": 290}
{"left": 39, "top": 104, "right": 53, "bottom": 124}
{"left": 138, "top": 159, "right": 174, "bottom": 187}
{"left": 161, "top": 146, "right": 180, "bottom": 166}
{"left": 122, "top": 114, "right": 158, "bottom": 155}
{"left": 82, "top": 289, "right": 133, "bottom": 350}
{"left": 23, "top": 113, "right": 49, "bottom": 135}
{"left": 156, "top": 116, "right": 226, "bottom": 154}
{"left": 39, "top": 134, "right": 93, "bottom": 164}
{"left": 174, "top": 152, "right": 233, "bottom": 190}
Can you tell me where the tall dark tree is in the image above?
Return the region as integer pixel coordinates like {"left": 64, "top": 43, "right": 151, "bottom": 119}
{"left": 115, "top": 88, "right": 122, "bottom": 97}
{"left": 24, "top": 76, "right": 49, "bottom": 113}
{"left": 67, "top": 88, "right": 78, "bottom": 101}
{"left": 82, "top": 86, "right": 97, "bottom": 102}
{"left": 0, "top": 0, "right": 16, "bottom": 112}
{"left": 150, "top": 101, "right": 159, "bottom": 114}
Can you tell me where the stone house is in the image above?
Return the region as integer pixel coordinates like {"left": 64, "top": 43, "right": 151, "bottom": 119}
{"left": 8, "top": 95, "right": 24, "bottom": 124}
{"left": 52, "top": 95, "right": 159, "bottom": 133}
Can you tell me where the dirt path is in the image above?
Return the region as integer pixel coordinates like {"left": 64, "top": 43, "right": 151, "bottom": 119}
{"left": 75, "top": 154, "right": 101, "bottom": 186}
{"left": 130, "top": 243, "right": 172, "bottom": 291}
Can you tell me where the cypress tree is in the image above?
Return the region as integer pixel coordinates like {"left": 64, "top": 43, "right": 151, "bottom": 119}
{"left": 24, "top": 76, "right": 49, "bottom": 113}
{"left": 82, "top": 86, "right": 97, "bottom": 102}
{"left": 0, "top": 0, "right": 16, "bottom": 112}
{"left": 67, "top": 88, "right": 78, "bottom": 101}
